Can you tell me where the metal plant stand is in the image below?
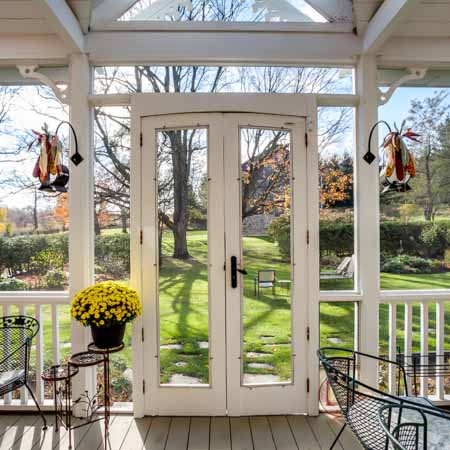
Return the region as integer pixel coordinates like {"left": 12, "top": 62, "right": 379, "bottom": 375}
{"left": 41, "top": 364, "right": 79, "bottom": 449}
{"left": 42, "top": 342, "right": 124, "bottom": 450}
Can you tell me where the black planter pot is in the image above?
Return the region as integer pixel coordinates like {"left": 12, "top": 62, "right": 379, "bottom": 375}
{"left": 90, "top": 323, "right": 126, "bottom": 349}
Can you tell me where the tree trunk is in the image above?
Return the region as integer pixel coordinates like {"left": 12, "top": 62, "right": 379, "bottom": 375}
{"left": 94, "top": 212, "right": 101, "bottom": 235}
{"left": 121, "top": 209, "right": 128, "bottom": 233}
{"left": 33, "top": 188, "right": 38, "bottom": 231}
{"left": 424, "top": 152, "right": 434, "bottom": 221}
{"left": 170, "top": 131, "right": 190, "bottom": 259}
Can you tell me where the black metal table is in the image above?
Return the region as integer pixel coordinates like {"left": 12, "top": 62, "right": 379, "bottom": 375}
{"left": 42, "top": 342, "right": 124, "bottom": 450}
{"left": 399, "top": 353, "right": 450, "bottom": 396}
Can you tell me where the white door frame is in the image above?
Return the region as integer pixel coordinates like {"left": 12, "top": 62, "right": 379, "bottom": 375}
{"left": 130, "top": 93, "right": 320, "bottom": 417}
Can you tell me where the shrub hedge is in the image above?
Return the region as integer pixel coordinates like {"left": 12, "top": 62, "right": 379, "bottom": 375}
{"left": 1, "top": 219, "right": 449, "bottom": 282}
{"left": 381, "top": 255, "right": 446, "bottom": 274}
{"left": 0, "top": 232, "right": 130, "bottom": 280}
{"left": 269, "top": 216, "right": 450, "bottom": 262}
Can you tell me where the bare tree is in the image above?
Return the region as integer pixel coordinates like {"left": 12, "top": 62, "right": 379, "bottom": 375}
{"left": 94, "top": 65, "right": 351, "bottom": 260}
{"left": 0, "top": 87, "right": 21, "bottom": 166}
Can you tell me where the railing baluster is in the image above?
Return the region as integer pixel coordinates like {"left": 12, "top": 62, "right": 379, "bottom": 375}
{"left": 18, "top": 304, "right": 28, "bottom": 405}
{"left": 404, "top": 302, "right": 413, "bottom": 395}
{"left": 51, "top": 304, "right": 60, "bottom": 365}
{"left": 388, "top": 303, "right": 397, "bottom": 394}
{"left": 3, "top": 304, "right": 11, "bottom": 405}
{"left": 420, "top": 302, "right": 429, "bottom": 397}
{"left": 435, "top": 301, "right": 445, "bottom": 401}
{"left": 35, "top": 304, "right": 44, "bottom": 405}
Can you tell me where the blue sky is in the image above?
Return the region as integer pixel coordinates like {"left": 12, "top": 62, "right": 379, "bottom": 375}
{"left": 379, "top": 86, "right": 450, "bottom": 127}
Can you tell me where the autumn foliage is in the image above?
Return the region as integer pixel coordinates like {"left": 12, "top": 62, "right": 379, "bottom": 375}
{"left": 54, "top": 194, "right": 69, "bottom": 230}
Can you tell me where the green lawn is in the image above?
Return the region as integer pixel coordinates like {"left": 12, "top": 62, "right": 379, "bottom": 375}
{"left": 20, "top": 230, "right": 450, "bottom": 396}
{"left": 156, "top": 231, "right": 450, "bottom": 384}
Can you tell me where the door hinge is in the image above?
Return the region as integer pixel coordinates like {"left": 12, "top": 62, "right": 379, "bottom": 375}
{"left": 305, "top": 132, "right": 308, "bottom": 147}
{"left": 143, "top": 379, "right": 146, "bottom": 394}
{"left": 306, "top": 326, "right": 310, "bottom": 341}
{"left": 306, "top": 230, "right": 310, "bottom": 245}
{"left": 306, "top": 378, "right": 310, "bottom": 393}
{"left": 141, "top": 328, "right": 144, "bottom": 342}
{"left": 140, "top": 230, "right": 143, "bottom": 245}
{"left": 140, "top": 132, "right": 143, "bottom": 147}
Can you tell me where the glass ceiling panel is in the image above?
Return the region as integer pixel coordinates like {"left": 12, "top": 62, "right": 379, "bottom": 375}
{"left": 119, "top": 0, "right": 339, "bottom": 23}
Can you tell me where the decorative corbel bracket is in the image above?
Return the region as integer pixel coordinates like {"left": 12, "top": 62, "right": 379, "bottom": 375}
{"left": 17, "top": 65, "right": 70, "bottom": 105}
{"left": 378, "top": 67, "right": 428, "bottom": 106}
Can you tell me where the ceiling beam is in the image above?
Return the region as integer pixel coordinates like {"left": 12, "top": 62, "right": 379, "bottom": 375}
{"left": 378, "top": 37, "right": 450, "bottom": 66}
{"left": 363, "top": 0, "right": 419, "bottom": 54}
{"left": 0, "top": 35, "right": 68, "bottom": 65}
{"left": 87, "top": 31, "right": 361, "bottom": 65}
{"left": 36, "top": 0, "right": 85, "bottom": 53}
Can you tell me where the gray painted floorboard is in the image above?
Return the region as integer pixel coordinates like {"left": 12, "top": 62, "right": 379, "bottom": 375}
{"left": 0, "top": 413, "right": 361, "bottom": 450}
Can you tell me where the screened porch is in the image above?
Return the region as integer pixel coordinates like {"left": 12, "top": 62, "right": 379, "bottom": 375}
{"left": 1, "top": 0, "right": 450, "bottom": 449}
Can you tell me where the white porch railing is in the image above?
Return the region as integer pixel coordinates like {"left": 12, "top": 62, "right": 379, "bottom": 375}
{"left": 0, "top": 294, "right": 70, "bottom": 410}
{"left": 2, "top": 292, "right": 449, "bottom": 409}
{"left": 381, "top": 291, "right": 450, "bottom": 404}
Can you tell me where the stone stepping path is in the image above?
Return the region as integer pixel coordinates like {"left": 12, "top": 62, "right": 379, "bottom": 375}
{"left": 169, "top": 374, "right": 202, "bottom": 384}
{"left": 263, "top": 343, "right": 291, "bottom": 347}
{"left": 175, "top": 361, "right": 188, "bottom": 367}
{"left": 161, "top": 344, "right": 183, "bottom": 350}
{"left": 248, "top": 362, "right": 274, "bottom": 370}
{"left": 260, "top": 335, "right": 275, "bottom": 340}
{"left": 246, "top": 351, "right": 272, "bottom": 358}
{"left": 243, "top": 374, "right": 281, "bottom": 384}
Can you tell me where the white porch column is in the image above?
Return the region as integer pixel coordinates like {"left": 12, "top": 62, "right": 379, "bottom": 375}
{"left": 69, "top": 53, "right": 95, "bottom": 407}
{"left": 355, "top": 55, "right": 380, "bottom": 386}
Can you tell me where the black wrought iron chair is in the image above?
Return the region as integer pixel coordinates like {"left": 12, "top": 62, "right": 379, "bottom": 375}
{"left": 318, "top": 347, "right": 450, "bottom": 450}
{"left": 378, "top": 404, "right": 427, "bottom": 450}
{"left": 0, "top": 315, "right": 47, "bottom": 429}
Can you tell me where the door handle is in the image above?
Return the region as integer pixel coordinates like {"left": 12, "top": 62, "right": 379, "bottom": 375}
{"left": 231, "top": 256, "right": 247, "bottom": 288}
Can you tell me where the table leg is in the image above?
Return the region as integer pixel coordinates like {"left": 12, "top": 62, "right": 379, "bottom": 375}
{"left": 104, "top": 355, "right": 110, "bottom": 450}
{"left": 66, "top": 378, "right": 72, "bottom": 450}
{"left": 53, "top": 380, "right": 59, "bottom": 431}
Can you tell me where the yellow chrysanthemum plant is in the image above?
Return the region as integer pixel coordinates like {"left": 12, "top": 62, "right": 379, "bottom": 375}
{"left": 71, "top": 281, "right": 142, "bottom": 349}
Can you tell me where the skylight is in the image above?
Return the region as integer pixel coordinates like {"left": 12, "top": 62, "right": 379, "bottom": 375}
{"left": 119, "top": 0, "right": 331, "bottom": 23}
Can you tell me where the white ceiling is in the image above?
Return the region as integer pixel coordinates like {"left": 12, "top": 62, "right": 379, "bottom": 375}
{"left": 0, "top": 0, "right": 91, "bottom": 34}
{"left": 393, "top": 0, "right": 450, "bottom": 38}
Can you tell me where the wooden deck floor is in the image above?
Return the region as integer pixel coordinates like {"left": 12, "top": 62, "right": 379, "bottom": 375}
{"left": 0, "top": 413, "right": 362, "bottom": 450}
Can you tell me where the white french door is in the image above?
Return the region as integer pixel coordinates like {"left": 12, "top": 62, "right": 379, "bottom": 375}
{"left": 135, "top": 95, "right": 316, "bottom": 416}
{"left": 224, "top": 114, "right": 308, "bottom": 415}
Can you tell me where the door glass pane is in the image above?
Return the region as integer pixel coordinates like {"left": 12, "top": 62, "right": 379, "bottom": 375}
{"left": 156, "top": 127, "right": 210, "bottom": 385}
{"left": 240, "top": 127, "right": 293, "bottom": 385}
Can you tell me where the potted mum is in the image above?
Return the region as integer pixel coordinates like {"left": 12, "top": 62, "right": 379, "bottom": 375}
{"left": 71, "top": 281, "right": 142, "bottom": 349}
